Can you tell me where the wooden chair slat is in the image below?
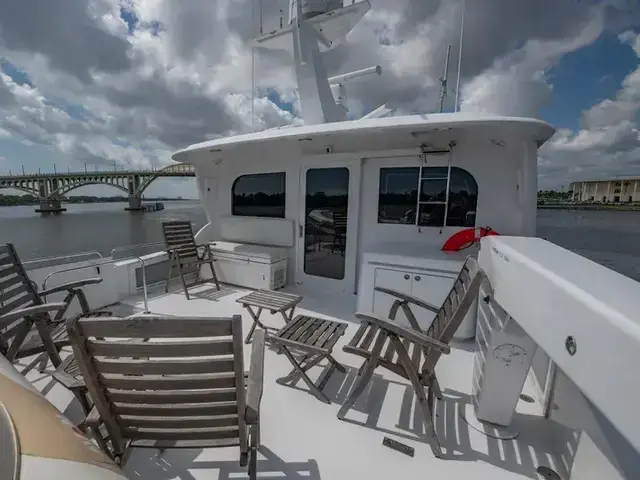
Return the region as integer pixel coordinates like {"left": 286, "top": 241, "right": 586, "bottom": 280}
{"left": 98, "top": 372, "right": 236, "bottom": 390}
{"left": 88, "top": 339, "right": 234, "bottom": 358}
{"left": 107, "top": 388, "right": 236, "bottom": 405}
{"left": 123, "top": 425, "right": 240, "bottom": 441}
{"left": 112, "top": 401, "right": 238, "bottom": 417}
{"left": 79, "top": 316, "right": 233, "bottom": 338}
{"left": 94, "top": 357, "right": 235, "bottom": 375}
{"left": 119, "top": 414, "right": 238, "bottom": 429}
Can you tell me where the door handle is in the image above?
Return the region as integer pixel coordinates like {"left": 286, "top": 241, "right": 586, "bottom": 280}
{"left": 414, "top": 275, "right": 421, "bottom": 281}
{"left": 403, "top": 274, "right": 410, "bottom": 280}
{"left": 299, "top": 222, "right": 304, "bottom": 238}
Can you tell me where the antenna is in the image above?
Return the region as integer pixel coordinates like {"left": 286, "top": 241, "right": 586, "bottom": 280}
{"left": 439, "top": 45, "right": 451, "bottom": 113}
{"left": 454, "top": 0, "right": 466, "bottom": 112}
{"left": 251, "top": 0, "right": 256, "bottom": 131}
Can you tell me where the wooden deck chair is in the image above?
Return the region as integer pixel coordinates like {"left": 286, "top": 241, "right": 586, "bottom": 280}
{"left": 0, "top": 243, "right": 103, "bottom": 368}
{"left": 162, "top": 221, "right": 220, "bottom": 299}
{"left": 338, "top": 257, "right": 491, "bottom": 458}
{"left": 67, "top": 314, "right": 265, "bottom": 478}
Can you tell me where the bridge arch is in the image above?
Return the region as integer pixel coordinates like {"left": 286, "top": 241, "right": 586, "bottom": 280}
{"left": 52, "top": 181, "right": 130, "bottom": 198}
{"left": 0, "top": 183, "right": 40, "bottom": 197}
{"left": 137, "top": 163, "right": 195, "bottom": 195}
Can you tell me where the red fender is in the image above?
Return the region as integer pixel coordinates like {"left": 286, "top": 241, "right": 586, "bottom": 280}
{"left": 441, "top": 227, "right": 499, "bottom": 252}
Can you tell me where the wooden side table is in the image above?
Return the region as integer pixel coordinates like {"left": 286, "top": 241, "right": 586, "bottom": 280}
{"left": 271, "top": 315, "right": 347, "bottom": 404}
{"left": 236, "top": 290, "right": 302, "bottom": 344}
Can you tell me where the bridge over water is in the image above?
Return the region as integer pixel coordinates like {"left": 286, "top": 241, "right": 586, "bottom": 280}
{"left": 0, "top": 163, "right": 194, "bottom": 214}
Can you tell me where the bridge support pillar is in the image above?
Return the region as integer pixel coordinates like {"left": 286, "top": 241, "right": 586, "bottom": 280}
{"left": 35, "top": 197, "right": 66, "bottom": 214}
{"left": 125, "top": 194, "right": 143, "bottom": 211}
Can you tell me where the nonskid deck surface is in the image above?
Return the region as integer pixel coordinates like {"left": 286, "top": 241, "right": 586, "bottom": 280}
{"left": 14, "top": 282, "right": 576, "bottom": 480}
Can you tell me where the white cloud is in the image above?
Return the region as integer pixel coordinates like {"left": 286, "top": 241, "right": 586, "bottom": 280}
{"left": 0, "top": 0, "right": 636, "bottom": 190}
{"left": 539, "top": 30, "right": 640, "bottom": 186}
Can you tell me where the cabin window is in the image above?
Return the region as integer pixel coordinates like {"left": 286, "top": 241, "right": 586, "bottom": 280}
{"left": 232, "top": 172, "right": 286, "bottom": 218}
{"left": 378, "top": 166, "right": 477, "bottom": 227}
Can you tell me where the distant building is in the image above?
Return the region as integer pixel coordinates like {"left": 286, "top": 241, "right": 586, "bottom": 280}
{"left": 570, "top": 177, "right": 640, "bottom": 203}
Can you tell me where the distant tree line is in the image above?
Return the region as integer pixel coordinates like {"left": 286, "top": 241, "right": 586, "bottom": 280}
{"left": 537, "top": 189, "right": 573, "bottom": 204}
{"left": 0, "top": 194, "right": 188, "bottom": 206}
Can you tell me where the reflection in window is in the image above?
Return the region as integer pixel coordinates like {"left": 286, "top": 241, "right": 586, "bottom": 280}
{"left": 232, "top": 172, "right": 286, "bottom": 218}
{"left": 378, "top": 166, "right": 477, "bottom": 227}
{"left": 378, "top": 167, "right": 419, "bottom": 224}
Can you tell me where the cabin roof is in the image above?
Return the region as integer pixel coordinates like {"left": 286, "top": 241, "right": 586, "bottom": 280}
{"left": 171, "top": 113, "right": 555, "bottom": 163}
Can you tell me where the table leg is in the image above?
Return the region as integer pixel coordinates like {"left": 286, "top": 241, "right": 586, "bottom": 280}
{"left": 244, "top": 306, "right": 264, "bottom": 345}
{"left": 278, "top": 346, "right": 331, "bottom": 404}
{"left": 276, "top": 352, "right": 323, "bottom": 385}
{"left": 327, "top": 354, "right": 347, "bottom": 373}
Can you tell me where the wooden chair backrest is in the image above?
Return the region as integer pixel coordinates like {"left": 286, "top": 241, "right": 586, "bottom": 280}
{"left": 66, "top": 315, "right": 247, "bottom": 454}
{"left": 421, "top": 256, "right": 489, "bottom": 373}
{"left": 0, "top": 244, "right": 42, "bottom": 352}
{"left": 162, "top": 221, "right": 198, "bottom": 263}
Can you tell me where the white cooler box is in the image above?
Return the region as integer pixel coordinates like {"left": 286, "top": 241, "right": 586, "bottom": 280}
{"left": 205, "top": 241, "right": 288, "bottom": 290}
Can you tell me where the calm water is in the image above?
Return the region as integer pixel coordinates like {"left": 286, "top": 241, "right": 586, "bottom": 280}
{"left": 1, "top": 203, "right": 639, "bottom": 282}
{"left": 0, "top": 201, "right": 207, "bottom": 260}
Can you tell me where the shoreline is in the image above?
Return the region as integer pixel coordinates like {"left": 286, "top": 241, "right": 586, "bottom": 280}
{"left": 0, "top": 199, "right": 199, "bottom": 208}
{"left": 538, "top": 204, "right": 640, "bottom": 211}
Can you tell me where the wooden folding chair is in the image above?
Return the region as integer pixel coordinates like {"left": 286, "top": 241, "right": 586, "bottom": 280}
{"left": 67, "top": 314, "right": 265, "bottom": 478}
{"left": 338, "top": 257, "right": 491, "bottom": 458}
{"left": 162, "top": 221, "right": 220, "bottom": 299}
{"left": 0, "top": 243, "right": 103, "bottom": 368}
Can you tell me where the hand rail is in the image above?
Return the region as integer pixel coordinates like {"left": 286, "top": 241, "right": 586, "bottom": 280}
{"left": 40, "top": 242, "right": 168, "bottom": 315}
{"left": 41, "top": 257, "right": 154, "bottom": 314}
{"left": 110, "top": 241, "right": 165, "bottom": 260}
{"left": 110, "top": 242, "right": 168, "bottom": 314}
{"left": 41, "top": 258, "right": 117, "bottom": 301}
{"left": 23, "top": 251, "right": 103, "bottom": 268}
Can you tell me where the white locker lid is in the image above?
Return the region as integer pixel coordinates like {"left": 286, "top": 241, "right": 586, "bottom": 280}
{"left": 208, "top": 241, "right": 288, "bottom": 263}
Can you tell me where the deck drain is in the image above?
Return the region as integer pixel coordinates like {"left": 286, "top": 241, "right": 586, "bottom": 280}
{"left": 519, "top": 393, "right": 535, "bottom": 403}
{"left": 536, "top": 466, "right": 561, "bottom": 479}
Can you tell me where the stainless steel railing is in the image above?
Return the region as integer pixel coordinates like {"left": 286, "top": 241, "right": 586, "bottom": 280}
{"left": 41, "top": 258, "right": 119, "bottom": 300}
{"left": 109, "top": 242, "right": 167, "bottom": 313}
{"left": 23, "top": 251, "right": 103, "bottom": 270}
{"left": 40, "top": 241, "right": 168, "bottom": 314}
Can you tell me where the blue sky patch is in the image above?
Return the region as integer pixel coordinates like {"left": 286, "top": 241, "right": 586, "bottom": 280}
{"left": 266, "top": 88, "right": 295, "bottom": 113}
{"left": 0, "top": 59, "right": 33, "bottom": 87}
{"left": 541, "top": 32, "right": 638, "bottom": 130}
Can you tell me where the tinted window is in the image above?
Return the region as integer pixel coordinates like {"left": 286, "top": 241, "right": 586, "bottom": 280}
{"left": 232, "top": 172, "right": 286, "bottom": 218}
{"left": 378, "top": 166, "right": 477, "bottom": 227}
{"left": 378, "top": 167, "right": 419, "bottom": 224}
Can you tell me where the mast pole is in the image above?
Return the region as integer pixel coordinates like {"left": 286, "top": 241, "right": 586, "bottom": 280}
{"left": 439, "top": 45, "right": 452, "bottom": 113}
{"left": 251, "top": 0, "right": 257, "bottom": 131}
{"left": 454, "top": 0, "right": 466, "bottom": 112}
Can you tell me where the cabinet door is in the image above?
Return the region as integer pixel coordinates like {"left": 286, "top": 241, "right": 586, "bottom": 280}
{"left": 373, "top": 268, "right": 412, "bottom": 322}
{"left": 409, "top": 272, "right": 456, "bottom": 330}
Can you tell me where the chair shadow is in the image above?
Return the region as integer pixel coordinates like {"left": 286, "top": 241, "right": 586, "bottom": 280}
{"left": 124, "top": 445, "right": 322, "bottom": 480}
{"left": 276, "top": 359, "right": 577, "bottom": 479}
{"left": 276, "top": 361, "right": 427, "bottom": 445}
{"left": 434, "top": 388, "right": 579, "bottom": 478}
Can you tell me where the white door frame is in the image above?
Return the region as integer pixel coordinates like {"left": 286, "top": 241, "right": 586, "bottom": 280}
{"left": 295, "top": 157, "right": 361, "bottom": 293}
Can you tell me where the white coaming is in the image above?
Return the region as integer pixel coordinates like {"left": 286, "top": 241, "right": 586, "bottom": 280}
{"left": 479, "top": 236, "right": 640, "bottom": 466}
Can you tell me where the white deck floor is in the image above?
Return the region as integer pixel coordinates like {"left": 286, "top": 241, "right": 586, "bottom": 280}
{"left": 14, "top": 281, "right": 576, "bottom": 480}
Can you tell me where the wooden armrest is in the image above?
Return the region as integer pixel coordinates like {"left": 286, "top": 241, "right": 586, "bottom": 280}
{"left": 0, "top": 302, "right": 67, "bottom": 326}
{"left": 39, "top": 278, "right": 103, "bottom": 297}
{"left": 354, "top": 312, "right": 451, "bottom": 354}
{"left": 245, "top": 329, "right": 265, "bottom": 424}
{"left": 84, "top": 405, "right": 102, "bottom": 429}
{"left": 374, "top": 287, "right": 439, "bottom": 313}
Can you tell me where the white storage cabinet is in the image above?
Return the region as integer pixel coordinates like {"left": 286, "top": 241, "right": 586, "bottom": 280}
{"left": 358, "top": 244, "right": 477, "bottom": 339}
{"left": 203, "top": 241, "right": 288, "bottom": 290}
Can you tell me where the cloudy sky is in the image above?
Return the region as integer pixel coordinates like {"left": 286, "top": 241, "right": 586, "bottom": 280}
{"left": 0, "top": 0, "right": 639, "bottom": 197}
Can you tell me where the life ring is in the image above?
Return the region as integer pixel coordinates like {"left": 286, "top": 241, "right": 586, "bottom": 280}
{"left": 442, "top": 227, "right": 499, "bottom": 251}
